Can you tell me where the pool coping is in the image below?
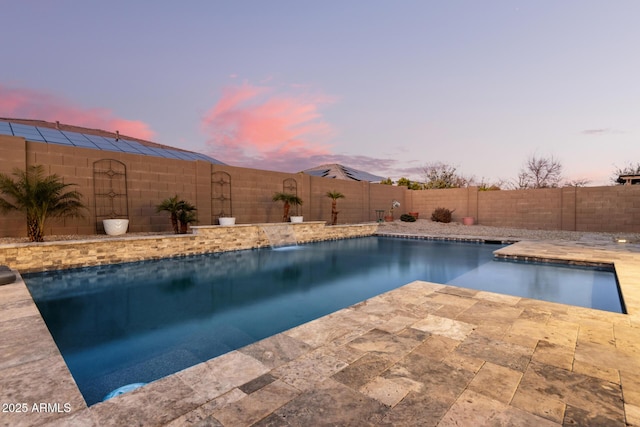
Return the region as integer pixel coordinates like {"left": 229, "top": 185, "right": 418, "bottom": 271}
{"left": 1, "top": 235, "right": 640, "bottom": 425}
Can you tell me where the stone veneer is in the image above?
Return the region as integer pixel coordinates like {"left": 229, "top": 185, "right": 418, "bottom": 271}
{"left": 0, "top": 222, "right": 378, "bottom": 273}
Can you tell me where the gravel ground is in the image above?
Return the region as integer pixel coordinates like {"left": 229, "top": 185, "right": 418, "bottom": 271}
{"left": 0, "top": 220, "right": 638, "bottom": 244}
{"left": 377, "top": 219, "right": 640, "bottom": 243}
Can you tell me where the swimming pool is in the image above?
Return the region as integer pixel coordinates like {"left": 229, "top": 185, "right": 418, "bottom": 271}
{"left": 24, "top": 236, "right": 621, "bottom": 405}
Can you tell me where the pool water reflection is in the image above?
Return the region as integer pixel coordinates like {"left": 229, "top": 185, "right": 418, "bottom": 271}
{"left": 24, "top": 237, "right": 621, "bottom": 405}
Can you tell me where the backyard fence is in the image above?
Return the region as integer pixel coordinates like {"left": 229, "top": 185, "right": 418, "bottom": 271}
{"left": 1, "top": 134, "right": 638, "bottom": 237}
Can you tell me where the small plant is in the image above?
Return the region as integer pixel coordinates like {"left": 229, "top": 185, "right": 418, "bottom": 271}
{"left": 389, "top": 200, "right": 400, "bottom": 216}
{"left": 177, "top": 201, "right": 197, "bottom": 234}
{"left": 157, "top": 195, "right": 197, "bottom": 234}
{"left": 326, "top": 190, "right": 345, "bottom": 225}
{"left": 272, "top": 192, "right": 303, "bottom": 222}
{"left": 400, "top": 213, "right": 416, "bottom": 222}
{"left": 431, "top": 207, "right": 454, "bottom": 223}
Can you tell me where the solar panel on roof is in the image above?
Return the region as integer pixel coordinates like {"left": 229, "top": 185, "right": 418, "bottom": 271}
{"left": 96, "top": 142, "right": 124, "bottom": 151}
{"left": 119, "top": 139, "right": 146, "bottom": 150}
{"left": 37, "top": 129, "right": 72, "bottom": 145}
{"left": 10, "top": 123, "right": 36, "bottom": 131}
{"left": 136, "top": 145, "right": 158, "bottom": 156}
{"left": 61, "top": 131, "right": 97, "bottom": 147}
{"left": 37, "top": 128, "right": 65, "bottom": 136}
{"left": 83, "top": 134, "right": 109, "bottom": 144}
{"left": 201, "top": 154, "right": 225, "bottom": 164}
{"left": 170, "top": 150, "right": 194, "bottom": 161}
{"left": 177, "top": 152, "right": 195, "bottom": 160}
{"left": 159, "top": 149, "right": 183, "bottom": 160}
{"left": 115, "top": 140, "right": 144, "bottom": 154}
{"left": 45, "top": 137, "right": 73, "bottom": 145}
{"left": 1, "top": 121, "right": 226, "bottom": 165}
{"left": 12, "top": 126, "right": 46, "bottom": 142}
{"left": 0, "top": 122, "right": 12, "bottom": 134}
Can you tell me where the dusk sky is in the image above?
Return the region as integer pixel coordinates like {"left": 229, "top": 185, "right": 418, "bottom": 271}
{"left": 1, "top": 1, "right": 638, "bottom": 186}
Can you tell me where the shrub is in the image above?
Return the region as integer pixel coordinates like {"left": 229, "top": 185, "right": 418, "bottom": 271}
{"left": 0, "top": 165, "right": 86, "bottom": 242}
{"left": 400, "top": 213, "right": 416, "bottom": 222}
{"left": 431, "top": 207, "right": 454, "bottom": 223}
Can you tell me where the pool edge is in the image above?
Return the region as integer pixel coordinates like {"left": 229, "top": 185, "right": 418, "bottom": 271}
{"left": 2, "top": 236, "right": 640, "bottom": 425}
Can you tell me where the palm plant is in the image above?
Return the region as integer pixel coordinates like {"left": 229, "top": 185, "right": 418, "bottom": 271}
{"left": 0, "top": 165, "right": 85, "bottom": 242}
{"left": 177, "top": 201, "right": 197, "bottom": 234}
{"left": 156, "top": 195, "right": 182, "bottom": 234}
{"left": 326, "top": 190, "right": 345, "bottom": 225}
{"left": 156, "top": 195, "right": 197, "bottom": 234}
{"left": 272, "top": 192, "right": 303, "bottom": 222}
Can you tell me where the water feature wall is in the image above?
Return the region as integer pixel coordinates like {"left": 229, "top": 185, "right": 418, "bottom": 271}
{"left": 260, "top": 224, "right": 298, "bottom": 248}
{"left": 0, "top": 222, "right": 379, "bottom": 273}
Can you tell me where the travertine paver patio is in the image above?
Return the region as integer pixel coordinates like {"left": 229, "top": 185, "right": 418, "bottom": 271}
{"left": 1, "top": 238, "right": 640, "bottom": 426}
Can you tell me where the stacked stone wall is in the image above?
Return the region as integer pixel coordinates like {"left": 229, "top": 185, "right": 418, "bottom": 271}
{"left": 0, "top": 222, "right": 379, "bottom": 273}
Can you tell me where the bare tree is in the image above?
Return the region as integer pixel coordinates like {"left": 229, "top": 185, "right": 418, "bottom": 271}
{"left": 422, "top": 162, "right": 472, "bottom": 189}
{"left": 477, "top": 177, "right": 504, "bottom": 191}
{"left": 516, "top": 155, "right": 563, "bottom": 189}
{"left": 564, "top": 178, "right": 591, "bottom": 187}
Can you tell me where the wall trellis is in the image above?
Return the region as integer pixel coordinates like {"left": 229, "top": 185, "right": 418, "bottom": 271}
{"left": 93, "top": 159, "right": 128, "bottom": 232}
{"left": 212, "top": 171, "right": 232, "bottom": 221}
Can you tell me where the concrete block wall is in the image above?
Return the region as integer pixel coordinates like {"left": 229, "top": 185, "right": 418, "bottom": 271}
{"left": 478, "top": 188, "right": 562, "bottom": 230}
{"left": 0, "top": 136, "right": 28, "bottom": 236}
{"left": 210, "top": 165, "right": 309, "bottom": 224}
{"left": 308, "top": 178, "right": 374, "bottom": 224}
{"left": 409, "top": 187, "right": 476, "bottom": 222}
{"left": 1, "top": 134, "right": 639, "bottom": 236}
{"left": 369, "top": 184, "right": 407, "bottom": 221}
{"left": 576, "top": 185, "right": 640, "bottom": 232}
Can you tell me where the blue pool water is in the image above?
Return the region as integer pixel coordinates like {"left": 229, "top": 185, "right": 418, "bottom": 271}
{"left": 24, "top": 237, "right": 622, "bottom": 405}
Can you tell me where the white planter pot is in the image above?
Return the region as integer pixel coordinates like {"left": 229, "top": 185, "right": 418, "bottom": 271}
{"left": 290, "top": 216, "right": 303, "bottom": 223}
{"left": 218, "top": 217, "right": 236, "bottom": 226}
{"left": 103, "top": 219, "right": 129, "bottom": 236}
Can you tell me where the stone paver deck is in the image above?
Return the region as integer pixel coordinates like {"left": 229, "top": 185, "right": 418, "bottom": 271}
{"left": 1, "top": 238, "right": 640, "bottom": 426}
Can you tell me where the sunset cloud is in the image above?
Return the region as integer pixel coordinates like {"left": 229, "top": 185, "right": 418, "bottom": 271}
{"left": 202, "top": 82, "right": 338, "bottom": 171}
{"left": 0, "top": 84, "right": 155, "bottom": 140}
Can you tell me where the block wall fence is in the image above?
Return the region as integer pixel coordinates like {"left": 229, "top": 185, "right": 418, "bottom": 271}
{"left": 1, "top": 134, "right": 639, "bottom": 236}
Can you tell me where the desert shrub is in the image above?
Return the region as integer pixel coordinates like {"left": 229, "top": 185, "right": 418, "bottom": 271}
{"left": 400, "top": 213, "right": 416, "bottom": 222}
{"left": 431, "top": 207, "right": 454, "bottom": 223}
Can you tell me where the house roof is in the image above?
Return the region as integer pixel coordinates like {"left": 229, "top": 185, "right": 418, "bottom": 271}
{"left": 0, "top": 118, "right": 226, "bottom": 165}
{"left": 301, "top": 163, "right": 385, "bottom": 182}
{"left": 617, "top": 174, "right": 640, "bottom": 185}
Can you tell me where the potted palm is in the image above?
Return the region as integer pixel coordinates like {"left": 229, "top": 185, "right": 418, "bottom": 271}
{"left": 156, "top": 195, "right": 182, "bottom": 234}
{"left": 0, "top": 165, "right": 86, "bottom": 242}
{"left": 272, "top": 192, "right": 303, "bottom": 222}
{"left": 157, "top": 196, "right": 197, "bottom": 234}
{"left": 326, "top": 190, "right": 345, "bottom": 225}
{"left": 177, "top": 201, "right": 197, "bottom": 233}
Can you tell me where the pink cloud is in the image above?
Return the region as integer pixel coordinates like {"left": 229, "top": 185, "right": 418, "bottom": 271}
{"left": 0, "top": 84, "right": 155, "bottom": 140}
{"left": 202, "top": 82, "right": 337, "bottom": 170}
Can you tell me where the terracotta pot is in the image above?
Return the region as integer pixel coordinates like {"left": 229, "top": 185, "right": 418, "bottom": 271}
{"left": 384, "top": 215, "right": 394, "bottom": 222}
{"left": 409, "top": 212, "right": 419, "bottom": 219}
{"left": 462, "top": 217, "right": 475, "bottom": 226}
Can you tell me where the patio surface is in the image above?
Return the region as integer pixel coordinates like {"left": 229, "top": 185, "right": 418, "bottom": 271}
{"left": 1, "top": 237, "right": 640, "bottom": 426}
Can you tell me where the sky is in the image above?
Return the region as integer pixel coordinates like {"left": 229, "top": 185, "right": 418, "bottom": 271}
{"left": 1, "top": 1, "right": 638, "bottom": 186}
